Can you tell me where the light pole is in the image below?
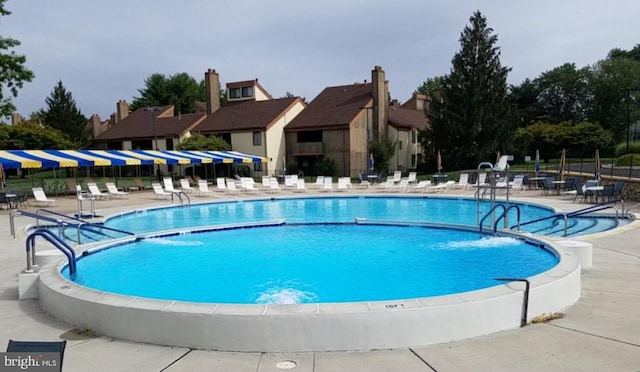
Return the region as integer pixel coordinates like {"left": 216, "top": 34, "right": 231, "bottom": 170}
{"left": 145, "top": 107, "right": 163, "bottom": 181}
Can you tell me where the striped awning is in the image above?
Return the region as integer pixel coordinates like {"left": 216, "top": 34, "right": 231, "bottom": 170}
{"left": 0, "top": 149, "right": 269, "bottom": 169}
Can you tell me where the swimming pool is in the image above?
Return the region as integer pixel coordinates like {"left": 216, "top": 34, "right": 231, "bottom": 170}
{"left": 63, "top": 224, "right": 558, "bottom": 304}
{"left": 38, "top": 195, "right": 583, "bottom": 352}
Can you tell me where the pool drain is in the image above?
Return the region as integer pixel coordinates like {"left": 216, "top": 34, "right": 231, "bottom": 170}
{"left": 276, "top": 360, "right": 297, "bottom": 369}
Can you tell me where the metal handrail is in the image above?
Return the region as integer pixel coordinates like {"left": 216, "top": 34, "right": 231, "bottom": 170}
{"left": 511, "top": 200, "right": 623, "bottom": 236}
{"left": 495, "top": 278, "right": 530, "bottom": 327}
{"left": 170, "top": 191, "right": 190, "bottom": 206}
{"left": 10, "top": 210, "right": 68, "bottom": 239}
{"left": 10, "top": 209, "right": 133, "bottom": 243}
{"left": 493, "top": 204, "right": 521, "bottom": 234}
{"left": 25, "top": 229, "right": 77, "bottom": 275}
{"left": 479, "top": 203, "right": 521, "bottom": 236}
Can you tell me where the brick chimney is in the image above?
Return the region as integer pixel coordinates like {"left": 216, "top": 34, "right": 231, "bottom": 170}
{"left": 116, "top": 100, "right": 129, "bottom": 122}
{"left": 205, "top": 69, "right": 221, "bottom": 115}
{"left": 371, "top": 66, "right": 389, "bottom": 140}
{"left": 110, "top": 112, "right": 117, "bottom": 126}
{"left": 11, "top": 113, "right": 23, "bottom": 125}
{"left": 90, "top": 114, "right": 102, "bottom": 138}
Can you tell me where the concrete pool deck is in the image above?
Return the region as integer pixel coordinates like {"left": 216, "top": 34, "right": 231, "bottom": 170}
{"left": 1, "top": 187, "right": 639, "bottom": 371}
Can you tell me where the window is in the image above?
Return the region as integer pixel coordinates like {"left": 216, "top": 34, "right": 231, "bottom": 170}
{"left": 296, "top": 130, "right": 322, "bottom": 143}
{"left": 416, "top": 99, "right": 424, "bottom": 110}
{"left": 242, "top": 86, "right": 254, "bottom": 98}
{"left": 253, "top": 131, "right": 262, "bottom": 146}
{"left": 411, "top": 154, "right": 416, "bottom": 167}
{"left": 411, "top": 131, "right": 417, "bottom": 144}
{"left": 254, "top": 162, "right": 263, "bottom": 172}
{"left": 229, "top": 88, "right": 241, "bottom": 99}
{"left": 398, "top": 141, "right": 403, "bottom": 150}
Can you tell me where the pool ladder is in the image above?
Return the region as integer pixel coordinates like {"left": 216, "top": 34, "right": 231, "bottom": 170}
{"left": 479, "top": 203, "right": 521, "bottom": 236}
{"left": 25, "top": 229, "right": 77, "bottom": 275}
{"left": 171, "top": 191, "right": 190, "bottom": 206}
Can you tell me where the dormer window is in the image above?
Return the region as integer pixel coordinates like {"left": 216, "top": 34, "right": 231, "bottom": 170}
{"left": 228, "top": 85, "right": 255, "bottom": 100}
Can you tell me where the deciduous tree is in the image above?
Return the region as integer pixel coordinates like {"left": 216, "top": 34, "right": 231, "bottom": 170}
{"left": 0, "top": 1, "right": 34, "bottom": 117}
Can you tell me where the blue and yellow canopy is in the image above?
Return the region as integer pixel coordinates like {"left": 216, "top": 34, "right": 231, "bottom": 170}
{"left": 0, "top": 149, "right": 269, "bottom": 169}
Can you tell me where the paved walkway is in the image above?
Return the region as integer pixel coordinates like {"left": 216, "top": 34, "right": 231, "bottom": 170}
{"left": 1, "top": 187, "right": 639, "bottom": 371}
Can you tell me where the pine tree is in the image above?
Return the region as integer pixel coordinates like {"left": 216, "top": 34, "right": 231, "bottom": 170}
{"left": 0, "top": 0, "right": 35, "bottom": 117}
{"left": 41, "top": 81, "right": 89, "bottom": 148}
{"left": 426, "top": 11, "right": 511, "bottom": 170}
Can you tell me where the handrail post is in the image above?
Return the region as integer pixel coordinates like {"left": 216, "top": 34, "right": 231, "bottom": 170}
{"left": 10, "top": 210, "right": 16, "bottom": 238}
{"left": 495, "top": 278, "right": 530, "bottom": 327}
{"left": 563, "top": 215, "right": 568, "bottom": 237}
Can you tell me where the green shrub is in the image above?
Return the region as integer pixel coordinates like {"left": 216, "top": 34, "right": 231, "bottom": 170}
{"left": 614, "top": 153, "right": 640, "bottom": 166}
{"left": 313, "top": 157, "right": 335, "bottom": 176}
{"left": 614, "top": 142, "right": 640, "bottom": 157}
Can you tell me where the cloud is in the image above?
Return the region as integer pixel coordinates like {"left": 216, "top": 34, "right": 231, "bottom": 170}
{"left": 3, "top": 0, "right": 639, "bottom": 120}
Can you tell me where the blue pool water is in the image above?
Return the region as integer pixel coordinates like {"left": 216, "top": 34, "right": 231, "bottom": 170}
{"left": 64, "top": 224, "right": 558, "bottom": 304}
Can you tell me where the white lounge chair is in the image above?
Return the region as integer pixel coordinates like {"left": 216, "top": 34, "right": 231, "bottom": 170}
{"left": 313, "top": 176, "right": 325, "bottom": 188}
{"left": 226, "top": 179, "right": 241, "bottom": 194}
{"left": 410, "top": 180, "right": 431, "bottom": 192}
{"left": 197, "top": 180, "right": 215, "bottom": 197}
{"left": 87, "top": 182, "right": 111, "bottom": 200}
{"left": 31, "top": 187, "right": 57, "bottom": 206}
{"left": 320, "top": 177, "right": 333, "bottom": 192}
{"left": 376, "top": 178, "right": 395, "bottom": 192}
{"left": 451, "top": 173, "right": 469, "bottom": 189}
{"left": 407, "top": 172, "right": 417, "bottom": 184}
{"left": 163, "top": 177, "right": 177, "bottom": 193}
{"left": 179, "top": 179, "right": 195, "bottom": 193}
{"left": 216, "top": 177, "right": 228, "bottom": 193}
{"left": 392, "top": 179, "right": 410, "bottom": 192}
{"left": 293, "top": 179, "right": 307, "bottom": 193}
{"left": 261, "top": 176, "right": 272, "bottom": 189}
{"left": 337, "top": 177, "right": 350, "bottom": 192}
{"left": 393, "top": 171, "right": 402, "bottom": 183}
{"left": 268, "top": 179, "right": 281, "bottom": 193}
{"left": 429, "top": 180, "right": 455, "bottom": 193}
{"left": 240, "top": 178, "right": 260, "bottom": 193}
{"left": 152, "top": 183, "right": 171, "bottom": 199}
{"left": 105, "top": 182, "right": 129, "bottom": 198}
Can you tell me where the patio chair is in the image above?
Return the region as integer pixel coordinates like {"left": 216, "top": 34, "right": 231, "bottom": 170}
{"left": 87, "top": 182, "right": 111, "bottom": 200}
{"left": 163, "top": 177, "right": 177, "bottom": 193}
{"left": 337, "top": 177, "right": 350, "bottom": 192}
{"left": 407, "top": 172, "right": 417, "bottom": 184}
{"left": 320, "top": 177, "right": 333, "bottom": 192}
{"left": 197, "top": 180, "right": 215, "bottom": 197}
{"left": 293, "top": 179, "right": 307, "bottom": 193}
{"left": 105, "top": 182, "right": 129, "bottom": 198}
{"left": 31, "top": 187, "right": 57, "bottom": 207}
{"left": 313, "top": 176, "right": 325, "bottom": 188}
{"left": 392, "top": 171, "right": 402, "bottom": 183}
{"left": 179, "top": 178, "right": 195, "bottom": 193}
{"left": 613, "top": 181, "right": 624, "bottom": 200}
{"left": 409, "top": 180, "right": 431, "bottom": 192}
{"left": 151, "top": 183, "right": 171, "bottom": 199}
{"left": 6, "top": 339, "right": 66, "bottom": 370}
{"left": 601, "top": 184, "right": 615, "bottom": 202}
{"left": 216, "top": 177, "right": 228, "bottom": 193}
{"left": 451, "top": 173, "right": 469, "bottom": 189}
{"left": 225, "top": 178, "right": 241, "bottom": 194}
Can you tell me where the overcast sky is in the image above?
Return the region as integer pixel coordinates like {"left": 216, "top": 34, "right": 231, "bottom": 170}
{"left": 3, "top": 0, "right": 640, "bottom": 121}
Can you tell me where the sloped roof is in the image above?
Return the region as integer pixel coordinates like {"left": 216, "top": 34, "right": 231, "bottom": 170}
{"left": 94, "top": 107, "right": 206, "bottom": 141}
{"left": 284, "top": 83, "right": 372, "bottom": 131}
{"left": 195, "top": 97, "right": 300, "bottom": 132}
{"left": 388, "top": 106, "right": 429, "bottom": 131}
